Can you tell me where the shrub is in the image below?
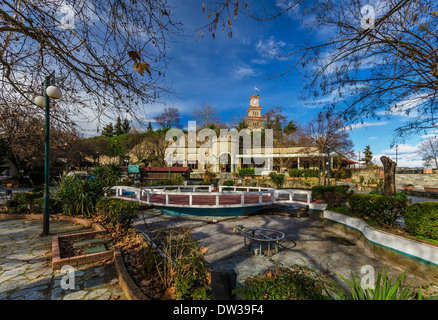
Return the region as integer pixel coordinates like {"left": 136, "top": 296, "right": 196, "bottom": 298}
{"left": 404, "top": 202, "right": 438, "bottom": 241}
{"left": 269, "top": 172, "right": 285, "bottom": 189}
{"left": 237, "top": 168, "right": 255, "bottom": 178}
{"left": 289, "top": 169, "right": 320, "bottom": 178}
{"left": 289, "top": 169, "right": 301, "bottom": 177}
{"left": 302, "top": 169, "right": 320, "bottom": 178}
{"left": 155, "top": 229, "right": 211, "bottom": 300}
{"left": 52, "top": 174, "right": 104, "bottom": 217}
{"left": 323, "top": 191, "right": 349, "bottom": 207}
{"left": 348, "top": 193, "right": 408, "bottom": 227}
{"left": 311, "top": 185, "right": 350, "bottom": 200}
{"left": 332, "top": 168, "right": 352, "bottom": 180}
{"left": 146, "top": 180, "right": 173, "bottom": 186}
{"left": 330, "top": 268, "right": 422, "bottom": 300}
{"left": 91, "top": 164, "right": 122, "bottom": 188}
{"left": 171, "top": 173, "right": 185, "bottom": 186}
{"left": 222, "top": 180, "right": 234, "bottom": 186}
{"left": 95, "top": 198, "right": 139, "bottom": 226}
{"left": 233, "top": 265, "right": 329, "bottom": 300}
{"left": 10, "top": 187, "right": 46, "bottom": 214}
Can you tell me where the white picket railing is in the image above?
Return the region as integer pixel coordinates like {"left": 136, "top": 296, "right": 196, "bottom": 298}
{"left": 109, "top": 185, "right": 325, "bottom": 209}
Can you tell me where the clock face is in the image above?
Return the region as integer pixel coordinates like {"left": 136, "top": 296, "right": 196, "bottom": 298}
{"left": 252, "top": 99, "right": 258, "bottom": 105}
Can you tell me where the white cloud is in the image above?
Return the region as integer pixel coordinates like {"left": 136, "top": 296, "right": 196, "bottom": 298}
{"left": 232, "top": 65, "right": 257, "bottom": 80}
{"left": 369, "top": 136, "right": 378, "bottom": 140}
{"left": 345, "top": 121, "right": 389, "bottom": 131}
{"left": 377, "top": 93, "right": 431, "bottom": 119}
{"left": 255, "top": 36, "right": 290, "bottom": 59}
{"left": 374, "top": 143, "right": 423, "bottom": 167}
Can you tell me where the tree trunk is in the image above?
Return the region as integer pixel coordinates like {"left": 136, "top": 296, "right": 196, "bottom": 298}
{"left": 380, "top": 156, "right": 396, "bottom": 196}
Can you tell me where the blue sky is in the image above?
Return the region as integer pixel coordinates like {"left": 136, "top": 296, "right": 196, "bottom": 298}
{"left": 80, "top": 0, "right": 432, "bottom": 168}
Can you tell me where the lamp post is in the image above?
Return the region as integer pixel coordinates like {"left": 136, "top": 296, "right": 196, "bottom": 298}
{"left": 34, "top": 71, "right": 62, "bottom": 236}
{"left": 326, "top": 147, "right": 331, "bottom": 186}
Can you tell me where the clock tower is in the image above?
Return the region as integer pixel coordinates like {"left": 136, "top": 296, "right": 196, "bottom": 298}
{"left": 244, "top": 94, "right": 265, "bottom": 130}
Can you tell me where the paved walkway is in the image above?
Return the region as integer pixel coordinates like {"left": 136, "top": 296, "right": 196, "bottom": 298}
{"left": 134, "top": 206, "right": 438, "bottom": 295}
{"left": 0, "top": 218, "right": 126, "bottom": 300}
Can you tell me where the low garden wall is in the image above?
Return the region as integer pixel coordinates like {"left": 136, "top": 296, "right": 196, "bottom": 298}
{"left": 324, "top": 210, "right": 438, "bottom": 266}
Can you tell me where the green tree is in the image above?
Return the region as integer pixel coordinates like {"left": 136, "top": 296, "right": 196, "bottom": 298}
{"left": 361, "top": 145, "right": 373, "bottom": 167}
{"left": 146, "top": 121, "right": 153, "bottom": 134}
{"left": 283, "top": 120, "right": 298, "bottom": 135}
{"left": 102, "top": 123, "right": 114, "bottom": 137}
{"left": 122, "top": 118, "right": 131, "bottom": 134}
{"left": 115, "top": 117, "right": 124, "bottom": 136}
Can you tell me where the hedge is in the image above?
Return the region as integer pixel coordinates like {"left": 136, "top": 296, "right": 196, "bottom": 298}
{"left": 237, "top": 168, "right": 255, "bottom": 178}
{"left": 95, "top": 198, "right": 140, "bottom": 226}
{"left": 222, "top": 180, "right": 234, "bottom": 186}
{"left": 348, "top": 193, "right": 408, "bottom": 227}
{"left": 289, "top": 169, "right": 320, "bottom": 178}
{"left": 404, "top": 202, "right": 438, "bottom": 241}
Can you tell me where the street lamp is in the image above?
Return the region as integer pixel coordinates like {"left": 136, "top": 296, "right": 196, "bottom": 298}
{"left": 34, "top": 71, "right": 62, "bottom": 236}
{"left": 326, "top": 147, "right": 331, "bottom": 186}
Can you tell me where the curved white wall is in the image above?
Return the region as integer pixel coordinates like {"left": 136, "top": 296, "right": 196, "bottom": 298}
{"left": 324, "top": 210, "right": 438, "bottom": 266}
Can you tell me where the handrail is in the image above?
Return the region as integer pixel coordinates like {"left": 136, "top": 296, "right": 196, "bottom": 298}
{"left": 110, "top": 185, "right": 315, "bottom": 208}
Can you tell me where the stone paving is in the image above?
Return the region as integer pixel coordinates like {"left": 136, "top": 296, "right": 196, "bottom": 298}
{"left": 0, "top": 218, "right": 126, "bottom": 300}
{"left": 134, "top": 206, "right": 438, "bottom": 295}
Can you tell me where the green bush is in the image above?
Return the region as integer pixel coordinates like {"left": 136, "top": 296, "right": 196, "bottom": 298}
{"left": 10, "top": 187, "right": 46, "bottom": 214}
{"left": 158, "top": 229, "right": 211, "bottom": 300}
{"left": 146, "top": 179, "right": 173, "bottom": 186}
{"left": 51, "top": 174, "right": 104, "bottom": 217}
{"left": 330, "top": 268, "right": 422, "bottom": 300}
{"left": 171, "top": 173, "right": 185, "bottom": 186}
{"left": 233, "top": 265, "right": 329, "bottom": 300}
{"left": 222, "top": 180, "right": 234, "bottom": 186}
{"left": 404, "top": 202, "right": 438, "bottom": 241}
{"left": 289, "top": 169, "right": 320, "bottom": 178}
{"left": 95, "top": 198, "right": 140, "bottom": 226}
{"left": 269, "top": 172, "right": 285, "bottom": 189}
{"left": 91, "top": 164, "right": 122, "bottom": 188}
{"left": 323, "top": 191, "right": 349, "bottom": 207}
{"left": 311, "top": 185, "right": 350, "bottom": 200}
{"left": 237, "top": 168, "right": 255, "bottom": 178}
{"left": 348, "top": 193, "right": 408, "bottom": 227}
{"left": 332, "top": 168, "right": 352, "bottom": 180}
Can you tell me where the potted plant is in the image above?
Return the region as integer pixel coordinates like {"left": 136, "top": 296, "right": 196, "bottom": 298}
{"left": 403, "top": 184, "right": 415, "bottom": 191}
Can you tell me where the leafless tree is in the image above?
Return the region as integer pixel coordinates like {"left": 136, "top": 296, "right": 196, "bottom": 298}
{"left": 0, "top": 0, "right": 182, "bottom": 131}
{"left": 192, "top": 103, "right": 226, "bottom": 129}
{"left": 303, "top": 109, "right": 354, "bottom": 183}
{"left": 418, "top": 136, "right": 438, "bottom": 168}
{"left": 0, "top": 104, "right": 78, "bottom": 170}
{"left": 153, "top": 106, "right": 181, "bottom": 129}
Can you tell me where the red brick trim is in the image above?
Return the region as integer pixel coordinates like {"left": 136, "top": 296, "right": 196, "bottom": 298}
{"left": 51, "top": 232, "right": 113, "bottom": 270}
{"left": 1, "top": 213, "right": 146, "bottom": 300}
{"left": 113, "top": 251, "right": 148, "bottom": 300}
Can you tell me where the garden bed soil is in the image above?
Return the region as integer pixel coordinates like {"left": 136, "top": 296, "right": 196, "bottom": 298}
{"left": 59, "top": 234, "right": 114, "bottom": 259}
{"left": 89, "top": 217, "right": 176, "bottom": 300}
